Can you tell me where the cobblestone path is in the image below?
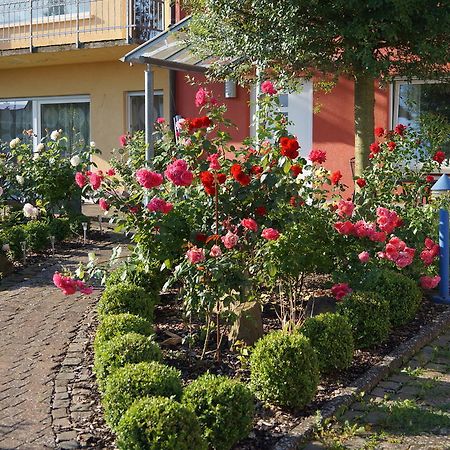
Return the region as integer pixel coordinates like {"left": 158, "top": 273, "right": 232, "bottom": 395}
{"left": 303, "top": 327, "right": 450, "bottom": 450}
{"left": 0, "top": 241, "right": 115, "bottom": 450}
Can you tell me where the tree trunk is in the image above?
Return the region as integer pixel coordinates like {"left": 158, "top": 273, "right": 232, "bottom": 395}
{"left": 354, "top": 74, "right": 375, "bottom": 178}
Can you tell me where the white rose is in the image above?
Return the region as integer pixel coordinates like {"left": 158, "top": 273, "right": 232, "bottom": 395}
{"left": 16, "top": 175, "right": 25, "bottom": 185}
{"left": 2, "top": 243, "right": 10, "bottom": 252}
{"left": 9, "top": 138, "right": 20, "bottom": 149}
{"left": 23, "top": 203, "right": 35, "bottom": 217}
{"left": 70, "top": 155, "right": 81, "bottom": 167}
{"left": 36, "top": 143, "right": 45, "bottom": 152}
{"left": 90, "top": 141, "right": 96, "bottom": 148}
{"left": 33, "top": 153, "right": 40, "bottom": 161}
{"left": 50, "top": 130, "right": 61, "bottom": 141}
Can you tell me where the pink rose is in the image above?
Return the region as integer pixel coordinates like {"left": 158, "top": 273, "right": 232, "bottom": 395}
{"left": 358, "top": 251, "right": 370, "bottom": 263}
{"left": 89, "top": 172, "right": 103, "bottom": 190}
{"left": 186, "top": 246, "right": 205, "bottom": 264}
{"left": 241, "top": 218, "right": 258, "bottom": 232}
{"left": 119, "top": 134, "right": 127, "bottom": 147}
{"left": 75, "top": 172, "right": 87, "bottom": 188}
{"left": 164, "top": 159, "right": 194, "bottom": 187}
{"left": 207, "top": 153, "right": 221, "bottom": 170}
{"left": 106, "top": 168, "right": 116, "bottom": 177}
{"left": 195, "top": 87, "right": 208, "bottom": 107}
{"left": 53, "top": 272, "right": 92, "bottom": 296}
{"left": 331, "top": 283, "right": 352, "bottom": 301}
{"left": 221, "top": 231, "right": 239, "bottom": 249}
{"left": 146, "top": 197, "right": 173, "bottom": 214}
{"left": 334, "top": 221, "right": 355, "bottom": 236}
{"left": 337, "top": 200, "right": 355, "bottom": 218}
{"left": 156, "top": 117, "right": 166, "bottom": 124}
{"left": 136, "top": 168, "right": 163, "bottom": 189}
{"left": 261, "top": 228, "right": 280, "bottom": 241}
{"left": 210, "top": 245, "right": 222, "bottom": 258}
{"left": 75, "top": 280, "right": 94, "bottom": 295}
{"left": 376, "top": 207, "right": 400, "bottom": 234}
{"left": 99, "top": 198, "right": 109, "bottom": 211}
{"left": 261, "top": 80, "right": 277, "bottom": 95}
{"left": 420, "top": 275, "right": 441, "bottom": 290}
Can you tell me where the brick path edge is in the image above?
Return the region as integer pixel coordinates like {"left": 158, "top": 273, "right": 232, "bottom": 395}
{"left": 273, "top": 306, "right": 450, "bottom": 450}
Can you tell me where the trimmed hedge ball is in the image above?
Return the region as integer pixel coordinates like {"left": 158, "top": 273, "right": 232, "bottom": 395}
{"left": 337, "top": 291, "right": 391, "bottom": 349}
{"left": 361, "top": 269, "right": 422, "bottom": 326}
{"left": 23, "top": 220, "right": 50, "bottom": 252}
{"left": 301, "top": 312, "right": 354, "bottom": 373}
{"left": 94, "top": 313, "right": 154, "bottom": 351}
{"left": 116, "top": 397, "right": 207, "bottom": 450}
{"left": 94, "top": 333, "right": 162, "bottom": 391}
{"left": 183, "top": 373, "right": 255, "bottom": 450}
{"left": 97, "top": 282, "right": 155, "bottom": 322}
{"left": 102, "top": 361, "right": 183, "bottom": 429}
{"left": 249, "top": 331, "right": 319, "bottom": 409}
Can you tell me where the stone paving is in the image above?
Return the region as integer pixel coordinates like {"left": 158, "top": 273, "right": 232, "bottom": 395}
{"left": 303, "top": 327, "right": 450, "bottom": 450}
{"left": 0, "top": 240, "right": 116, "bottom": 450}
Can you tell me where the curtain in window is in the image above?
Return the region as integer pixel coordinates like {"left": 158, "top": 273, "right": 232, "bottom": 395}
{"left": 0, "top": 100, "right": 32, "bottom": 144}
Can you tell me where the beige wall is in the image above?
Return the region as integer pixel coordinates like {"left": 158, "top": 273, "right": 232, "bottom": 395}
{"left": 0, "top": 53, "right": 170, "bottom": 170}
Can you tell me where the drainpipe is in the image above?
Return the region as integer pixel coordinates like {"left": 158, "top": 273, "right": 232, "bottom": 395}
{"left": 145, "top": 64, "right": 154, "bottom": 162}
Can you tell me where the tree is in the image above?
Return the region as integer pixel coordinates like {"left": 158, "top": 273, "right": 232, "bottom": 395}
{"left": 186, "top": 0, "right": 450, "bottom": 176}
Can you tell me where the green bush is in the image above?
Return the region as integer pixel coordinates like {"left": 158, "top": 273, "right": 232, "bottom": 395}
{"left": 183, "top": 373, "right": 254, "bottom": 450}
{"left": 94, "top": 333, "right": 162, "bottom": 391}
{"left": 48, "top": 217, "right": 71, "bottom": 242}
{"left": 116, "top": 397, "right": 207, "bottom": 450}
{"left": 301, "top": 313, "right": 354, "bottom": 373}
{"left": 337, "top": 291, "right": 391, "bottom": 349}
{"left": 0, "top": 225, "right": 26, "bottom": 260}
{"left": 106, "top": 263, "right": 162, "bottom": 299}
{"left": 249, "top": 331, "right": 319, "bottom": 409}
{"left": 360, "top": 269, "right": 422, "bottom": 327}
{"left": 68, "top": 213, "right": 90, "bottom": 235}
{"left": 97, "top": 283, "right": 155, "bottom": 322}
{"left": 23, "top": 220, "right": 50, "bottom": 252}
{"left": 94, "top": 313, "right": 154, "bottom": 351}
{"left": 103, "top": 361, "right": 183, "bottom": 429}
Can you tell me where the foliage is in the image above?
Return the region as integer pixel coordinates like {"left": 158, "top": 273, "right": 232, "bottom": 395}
{"left": 23, "top": 220, "right": 50, "bottom": 252}
{"left": 249, "top": 331, "right": 319, "bottom": 409}
{"left": 300, "top": 313, "right": 354, "bottom": 373}
{"left": 337, "top": 291, "right": 391, "bottom": 349}
{"left": 48, "top": 217, "right": 71, "bottom": 242}
{"left": 116, "top": 396, "right": 207, "bottom": 450}
{"left": 360, "top": 269, "right": 422, "bottom": 326}
{"left": 67, "top": 213, "right": 90, "bottom": 235}
{"left": 0, "top": 225, "right": 26, "bottom": 260}
{"left": 97, "top": 283, "right": 155, "bottom": 323}
{"left": 182, "top": 373, "right": 255, "bottom": 450}
{"left": 94, "top": 313, "right": 154, "bottom": 351}
{"left": 94, "top": 333, "right": 162, "bottom": 391}
{"left": 102, "top": 361, "right": 183, "bottom": 429}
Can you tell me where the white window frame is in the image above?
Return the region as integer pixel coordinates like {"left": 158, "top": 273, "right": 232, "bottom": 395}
{"left": 127, "top": 90, "right": 164, "bottom": 132}
{"left": 0, "top": 95, "right": 90, "bottom": 149}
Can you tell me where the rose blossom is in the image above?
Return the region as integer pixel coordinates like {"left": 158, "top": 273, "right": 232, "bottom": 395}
{"left": 394, "top": 124, "right": 407, "bottom": 136}
{"left": 99, "top": 198, "right": 109, "bottom": 211}
{"left": 334, "top": 221, "right": 354, "bottom": 235}
{"left": 420, "top": 275, "right": 441, "bottom": 290}
{"left": 374, "top": 127, "right": 385, "bottom": 137}
{"left": 106, "top": 168, "right": 116, "bottom": 177}
{"left": 210, "top": 245, "right": 222, "bottom": 258}
{"left": 186, "top": 246, "right": 205, "bottom": 264}
{"left": 433, "top": 151, "right": 446, "bottom": 164}
{"left": 53, "top": 272, "right": 93, "bottom": 296}
{"left": 356, "top": 178, "right": 366, "bottom": 188}
{"left": 309, "top": 148, "right": 327, "bottom": 164}
{"left": 119, "top": 134, "right": 127, "bottom": 146}
{"left": 358, "top": 251, "right": 370, "bottom": 263}
{"left": 89, "top": 172, "right": 103, "bottom": 190}
{"left": 330, "top": 170, "right": 342, "bottom": 185}
{"left": 9, "top": 138, "right": 20, "bottom": 149}
{"left": 156, "top": 117, "right": 166, "bottom": 124}
{"left": 261, "top": 80, "right": 277, "bottom": 95}
{"left": 75, "top": 172, "right": 87, "bottom": 188}
{"left": 331, "top": 283, "right": 352, "bottom": 301}
{"left": 136, "top": 168, "right": 163, "bottom": 189}
{"left": 222, "top": 231, "right": 239, "bottom": 249}
{"left": 23, "top": 203, "right": 38, "bottom": 218}
{"left": 261, "top": 228, "right": 280, "bottom": 241}
{"left": 164, "top": 159, "right": 194, "bottom": 186}
{"left": 336, "top": 200, "right": 355, "bottom": 218}
{"left": 50, "top": 130, "right": 61, "bottom": 141}
{"left": 36, "top": 143, "right": 45, "bottom": 152}
{"left": 241, "top": 218, "right": 258, "bottom": 232}
{"left": 207, "top": 153, "right": 221, "bottom": 170}
{"left": 70, "top": 155, "right": 81, "bottom": 167}
{"left": 146, "top": 197, "right": 173, "bottom": 214}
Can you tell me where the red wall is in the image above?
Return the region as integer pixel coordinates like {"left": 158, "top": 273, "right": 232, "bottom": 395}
{"left": 313, "top": 76, "right": 390, "bottom": 191}
{"left": 174, "top": 73, "right": 250, "bottom": 145}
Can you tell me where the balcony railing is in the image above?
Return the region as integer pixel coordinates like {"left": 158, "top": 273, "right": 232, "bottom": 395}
{"left": 0, "top": 0, "right": 164, "bottom": 51}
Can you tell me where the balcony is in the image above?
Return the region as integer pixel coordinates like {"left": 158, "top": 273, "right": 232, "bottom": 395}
{"left": 0, "top": 0, "right": 165, "bottom": 52}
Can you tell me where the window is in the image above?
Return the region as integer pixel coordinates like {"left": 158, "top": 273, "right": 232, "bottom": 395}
{"left": 0, "top": 96, "right": 90, "bottom": 149}
{"left": 128, "top": 91, "right": 164, "bottom": 132}
{"left": 393, "top": 80, "right": 450, "bottom": 155}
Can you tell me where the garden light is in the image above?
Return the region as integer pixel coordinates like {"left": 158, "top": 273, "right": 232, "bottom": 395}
{"left": 431, "top": 174, "right": 450, "bottom": 304}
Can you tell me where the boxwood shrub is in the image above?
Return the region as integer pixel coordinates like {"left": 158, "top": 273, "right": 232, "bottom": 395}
{"left": 97, "top": 282, "right": 155, "bottom": 322}
{"left": 116, "top": 397, "right": 207, "bottom": 450}
{"left": 183, "top": 373, "right": 255, "bottom": 450}
{"left": 360, "top": 269, "right": 422, "bottom": 326}
{"left": 23, "top": 220, "right": 50, "bottom": 252}
{"left": 301, "top": 312, "right": 354, "bottom": 373}
{"left": 94, "top": 313, "right": 154, "bottom": 351}
{"left": 102, "top": 361, "right": 183, "bottom": 429}
{"left": 249, "top": 331, "right": 319, "bottom": 409}
{"left": 94, "top": 333, "right": 162, "bottom": 391}
{"left": 337, "top": 291, "right": 391, "bottom": 349}
{"left": 48, "top": 217, "right": 71, "bottom": 242}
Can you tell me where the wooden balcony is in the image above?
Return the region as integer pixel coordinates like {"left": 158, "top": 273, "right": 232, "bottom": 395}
{"left": 0, "top": 0, "right": 165, "bottom": 52}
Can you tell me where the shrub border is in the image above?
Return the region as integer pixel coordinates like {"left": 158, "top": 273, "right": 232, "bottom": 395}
{"left": 273, "top": 306, "right": 450, "bottom": 450}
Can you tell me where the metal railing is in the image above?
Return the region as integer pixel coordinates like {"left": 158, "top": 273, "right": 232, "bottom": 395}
{"left": 0, "top": 0, "right": 164, "bottom": 51}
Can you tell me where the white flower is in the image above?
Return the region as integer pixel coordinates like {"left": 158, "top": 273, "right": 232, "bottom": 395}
{"left": 36, "top": 143, "right": 45, "bottom": 152}
{"left": 23, "top": 203, "right": 39, "bottom": 219}
{"left": 0, "top": 186, "right": 3, "bottom": 196}
{"left": 50, "top": 130, "right": 61, "bottom": 141}
{"left": 90, "top": 141, "right": 96, "bottom": 148}
{"left": 9, "top": 138, "right": 20, "bottom": 149}
{"left": 16, "top": 175, "right": 25, "bottom": 185}
{"left": 2, "top": 243, "right": 10, "bottom": 252}
{"left": 70, "top": 155, "right": 81, "bottom": 167}
{"left": 33, "top": 153, "right": 40, "bottom": 161}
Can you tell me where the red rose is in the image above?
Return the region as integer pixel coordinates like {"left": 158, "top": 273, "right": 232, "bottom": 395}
{"left": 195, "top": 233, "right": 208, "bottom": 243}
{"left": 356, "top": 178, "right": 366, "bottom": 188}
{"left": 387, "top": 141, "right": 396, "bottom": 151}
{"left": 230, "top": 163, "right": 243, "bottom": 177}
{"left": 330, "top": 170, "right": 342, "bottom": 185}
{"left": 236, "top": 171, "right": 251, "bottom": 186}
{"left": 426, "top": 175, "right": 435, "bottom": 183}
{"left": 374, "top": 127, "right": 385, "bottom": 137}
{"left": 433, "top": 151, "right": 446, "bottom": 164}
{"left": 217, "top": 173, "right": 227, "bottom": 184}
{"left": 394, "top": 124, "right": 407, "bottom": 136}
{"left": 290, "top": 165, "right": 302, "bottom": 177}
{"left": 309, "top": 148, "right": 327, "bottom": 164}
{"left": 280, "top": 137, "right": 300, "bottom": 159}
{"left": 370, "top": 142, "right": 381, "bottom": 154}
{"left": 251, "top": 165, "right": 263, "bottom": 175}
{"left": 255, "top": 206, "right": 267, "bottom": 216}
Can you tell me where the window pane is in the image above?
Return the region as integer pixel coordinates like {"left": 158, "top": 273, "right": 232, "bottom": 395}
{"left": 0, "top": 100, "right": 32, "bottom": 143}
{"left": 41, "top": 102, "right": 90, "bottom": 149}
{"left": 130, "top": 94, "right": 164, "bottom": 132}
